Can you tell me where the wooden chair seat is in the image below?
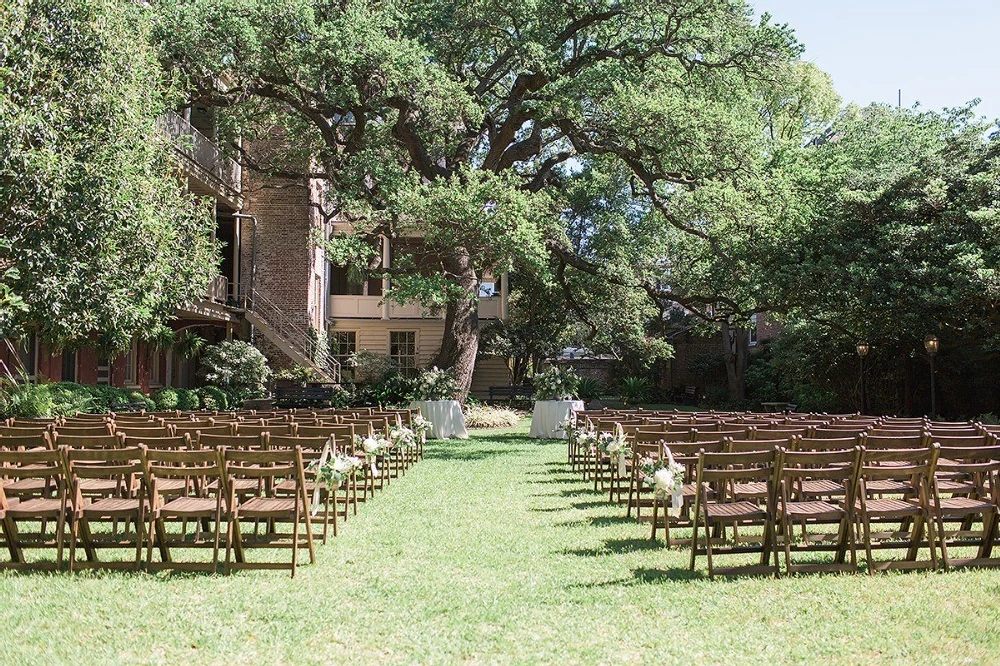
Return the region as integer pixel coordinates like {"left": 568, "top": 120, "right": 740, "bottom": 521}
{"left": 781, "top": 500, "right": 845, "bottom": 519}
{"left": 3, "top": 478, "right": 47, "bottom": 494}
{"left": 4, "top": 497, "right": 63, "bottom": 517}
{"left": 865, "top": 479, "right": 909, "bottom": 493}
{"left": 236, "top": 497, "right": 302, "bottom": 518}
{"left": 158, "top": 496, "right": 220, "bottom": 517}
{"left": 733, "top": 481, "right": 769, "bottom": 498}
{"left": 705, "top": 501, "right": 766, "bottom": 520}
{"left": 936, "top": 479, "right": 976, "bottom": 493}
{"left": 857, "top": 497, "right": 922, "bottom": 517}
{"left": 937, "top": 496, "right": 994, "bottom": 514}
{"left": 799, "top": 479, "right": 846, "bottom": 496}
{"left": 80, "top": 497, "right": 143, "bottom": 517}
{"left": 78, "top": 478, "right": 130, "bottom": 495}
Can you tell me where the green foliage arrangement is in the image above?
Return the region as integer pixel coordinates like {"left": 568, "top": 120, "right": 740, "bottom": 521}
{"left": 125, "top": 390, "right": 155, "bottom": 411}
{"left": 274, "top": 366, "right": 319, "bottom": 385}
{"left": 532, "top": 366, "right": 581, "bottom": 401}
{"left": 197, "top": 341, "right": 271, "bottom": 406}
{"left": 153, "top": 388, "right": 180, "bottom": 410}
{"left": 198, "top": 386, "right": 229, "bottom": 411}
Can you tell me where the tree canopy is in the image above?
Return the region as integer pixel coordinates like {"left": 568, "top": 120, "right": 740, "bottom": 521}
{"left": 152, "top": 0, "right": 810, "bottom": 389}
{"left": 0, "top": 0, "right": 218, "bottom": 352}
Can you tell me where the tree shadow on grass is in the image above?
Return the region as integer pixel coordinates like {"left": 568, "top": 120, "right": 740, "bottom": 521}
{"left": 570, "top": 500, "right": 609, "bottom": 510}
{"left": 562, "top": 537, "right": 665, "bottom": 557}
{"left": 424, "top": 445, "right": 520, "bottom": 462}
{"left": 569, "top": 567, "right": 705, "bottom": 588}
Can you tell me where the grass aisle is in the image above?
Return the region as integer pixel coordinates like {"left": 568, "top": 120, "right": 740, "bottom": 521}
{"left": 1, "top": 421, "right": 999, "bottom": 664}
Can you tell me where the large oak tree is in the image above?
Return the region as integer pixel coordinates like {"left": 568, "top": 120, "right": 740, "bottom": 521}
{"left": 153, "top": 0, "right": 803, "bottom": 390}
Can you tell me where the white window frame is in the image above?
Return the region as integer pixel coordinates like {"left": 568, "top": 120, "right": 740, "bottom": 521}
{"left": 388, "top": 330, "right": 417, "bottom": 377}
{"left": 748, "top": 314, "right": 758, "bottom": 347}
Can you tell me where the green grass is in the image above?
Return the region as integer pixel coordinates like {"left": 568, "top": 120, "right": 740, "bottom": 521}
{"left": 2, "top": 420, "right": 999, "bottom": 664}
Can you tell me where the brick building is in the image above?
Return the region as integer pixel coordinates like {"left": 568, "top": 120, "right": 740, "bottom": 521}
{"left": 2, "top": 106, "right": 511, "bottom": 399}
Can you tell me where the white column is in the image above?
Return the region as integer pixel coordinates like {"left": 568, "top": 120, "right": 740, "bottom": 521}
{"left": 381, "top": 235, "right": 391, "bottom": 320}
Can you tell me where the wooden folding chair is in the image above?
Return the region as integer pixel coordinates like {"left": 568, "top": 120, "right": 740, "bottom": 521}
{"left": 776, "top": 447, "right": 861, "bottom": 574}
{"left": 690, "top": 449, "right": 780, "bottom": 579}
{"left": 64, "top": 446, "right": 147, "bottom": 571}
{"left": 651, "top": 440, "right": 725, "bottom": 546}
{"left": 0, "top": 447, "right": 70, "bottom": 570}
{"left": 930, "top": 444, "right": 1000, "bottom": 570}
{"left": 223, "top": 448, "right": 316, "bottom": 577}
{"left": 855, "top": 445, "right": 940, "bottom": 573}
{"left": 141, "top": 447, "right": 229, "bottom": 573}
{"left": 268, "top": 434, "right": 350, "bottom": 542}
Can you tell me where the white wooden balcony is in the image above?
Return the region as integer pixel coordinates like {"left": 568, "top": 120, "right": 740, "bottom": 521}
{"left": 329, "top": 295, "right": 504, "bottom": 320}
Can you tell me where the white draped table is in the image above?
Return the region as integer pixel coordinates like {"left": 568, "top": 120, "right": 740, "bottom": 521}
{"left": 529, "top": 400, "right": 585, "bottom": 439}
{"left": 409, "top": 400, "right": 468, "bottom": 440}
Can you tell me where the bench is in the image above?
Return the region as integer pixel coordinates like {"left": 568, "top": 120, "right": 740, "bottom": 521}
{"left": 273, "top": 384, "right": 338, "bottom": 408}
{"left": 488, "top": 385, "right": 533, "bottom": 401}
{"left": 671, "top": 385, "right": 698, "bottom": 405}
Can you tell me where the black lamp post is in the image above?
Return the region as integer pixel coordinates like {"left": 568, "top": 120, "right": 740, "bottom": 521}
{"left": 856, "top": 342, "right": 870, "bottom": 414}
{"left": 924, "top": 334, "right": 939, "bottom": 418}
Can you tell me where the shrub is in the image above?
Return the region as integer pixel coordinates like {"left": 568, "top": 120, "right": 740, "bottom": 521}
{"left": 577, "top": 377, "right": 602, "bottom": 401}
{"left": 463, "top": 404, "right": 522, "bottom": 429}
{"left": 48, "top": 382, "right": 95, "bottom": 415}
{"left": 411, "top": 367, "right": 460, "bottom": 401}
{"left": 198, "top": 385, "right": 229, "bottom": 411}
{"left": 329, "top": 384, "right": 353, "bottom": 408}
{"left": 532, "top": 365, "right": 581, "bottom": 400}
{"left": 357, "top": 374, "right": 414, "bottom": 408}
{"left": 126, "top": 389, "right": 155, "bottom": 411}
{"left": 619, "top": 376, "right": 653, "bottom": 406}
{"left": 153, "top": 387, "right": 180, "bottom": 410}
{"left": 0, "top": 376, "right": 53, "bottom": 418}
{"left": 198, "top": 340, "right": 271, "bottom": 405}
{"left": 274, "top": 365, "right": 318, "bottom": 385}
{"left": 84, "top": 385, "right": 129, "bottom": 413}
{"left": 176, "top": 388, "right": 200, "bottom": 411}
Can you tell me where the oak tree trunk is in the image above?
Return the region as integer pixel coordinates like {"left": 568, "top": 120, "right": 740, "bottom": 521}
{"left": 434, "top": 249, "right": 479, "bottom": 398}
{"left": 721, "top": 320, "right": 749, "bottom": 402}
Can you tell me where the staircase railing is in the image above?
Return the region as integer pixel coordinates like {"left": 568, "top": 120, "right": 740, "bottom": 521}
{"left": 243, "top": 288, "right": 341, "bottom": 382}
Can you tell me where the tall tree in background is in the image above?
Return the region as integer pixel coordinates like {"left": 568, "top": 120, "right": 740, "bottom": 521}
{"left": 0, "top": 0, "right": 218, "bottom": 352}
{"left": 153, "top": 0, "right": 804, "bottom": 391}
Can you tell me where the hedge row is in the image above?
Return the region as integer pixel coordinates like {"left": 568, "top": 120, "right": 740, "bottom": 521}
{"left": 0, "top": 381, "right": 236, "bottom": 419}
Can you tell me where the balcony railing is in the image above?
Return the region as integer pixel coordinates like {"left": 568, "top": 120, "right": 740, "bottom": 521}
{"left": 328, "top": 295, "right": 503, "bottom": 319}
{"left": 161, "top": 110, "right": 242, "bottom": 195}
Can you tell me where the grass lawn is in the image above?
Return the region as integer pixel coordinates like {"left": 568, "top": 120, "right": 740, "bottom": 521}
{"left": 1, "top": 420, "right": 999, "bottom": 664}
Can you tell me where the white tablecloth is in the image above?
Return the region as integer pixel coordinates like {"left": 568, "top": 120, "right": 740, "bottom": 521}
{"left": 529, "top": 400, "right": 585, "bottom": 439}
{"left": 409, "top": 400, "right": 468, "bottom": 440}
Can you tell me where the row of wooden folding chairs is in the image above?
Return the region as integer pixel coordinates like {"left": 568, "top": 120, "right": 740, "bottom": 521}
{"left": 0, "top": 444, "right": 321, "bottom": 576}
{"left": 611, "top": 439, "right": 1000, "bottom": 579}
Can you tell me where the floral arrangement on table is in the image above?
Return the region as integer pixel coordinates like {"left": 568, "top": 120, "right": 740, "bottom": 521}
{"left": 638, "top": 448, "right": 686, "bottom": 513}
{"left": 410, "top": 414, "right": 432, "bottom": 440}
{"left": 308, "top": 453, "right": 362, "bottom": 490}
{"left": 411, "top": 367, "right": 460, "bottom": 401}
{"left": 532, "top": 365, "right": 581, "bottom": 401}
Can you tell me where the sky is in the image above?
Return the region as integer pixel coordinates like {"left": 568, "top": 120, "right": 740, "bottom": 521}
{"left": 751, "top": 0, "right": 1000, "bottom": 123}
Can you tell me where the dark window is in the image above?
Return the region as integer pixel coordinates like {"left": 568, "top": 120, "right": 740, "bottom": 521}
{"left": 61, "top": 350, "right": 77, "bottom": 382}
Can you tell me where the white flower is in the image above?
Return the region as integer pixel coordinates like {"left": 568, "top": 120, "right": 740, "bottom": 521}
{"left": 362, "top": 437, "right": 381, "bottom": 454}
